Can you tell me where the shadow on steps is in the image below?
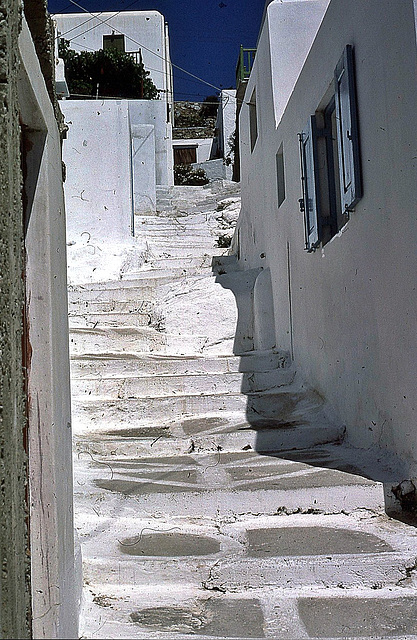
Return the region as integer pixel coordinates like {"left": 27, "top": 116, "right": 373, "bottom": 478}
{"left": 212, "top": 254, "right": 414, "bottom": 526}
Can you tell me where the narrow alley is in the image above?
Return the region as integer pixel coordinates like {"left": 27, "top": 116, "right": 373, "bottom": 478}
{"left": 68, "top": 183, "right": 417, "bottom": 639}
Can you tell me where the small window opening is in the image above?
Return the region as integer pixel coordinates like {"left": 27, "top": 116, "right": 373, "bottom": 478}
{"left": 249, "top": 89, "right": 258, "bottom": 152}
{"left": 299, "top": 45, "right": 361, "bottom": 251}
{"left": 319, "top": 98, "right": 349, "bottom": 246}
{"left": 276, "top": 143, "right": 285, "bottom": 207}
{"left": 103, "top": 34, "right": 125, "bottom": 53}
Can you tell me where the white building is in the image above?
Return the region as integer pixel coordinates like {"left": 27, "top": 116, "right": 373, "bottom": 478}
{"left": 236, "top": 0, "right": 417, "bottom": 481}
{"left": 54, "top": 11, "right": 174, "bottom": 227}
{"left": 53, "top": 11, "right": 173, "bottom": 115}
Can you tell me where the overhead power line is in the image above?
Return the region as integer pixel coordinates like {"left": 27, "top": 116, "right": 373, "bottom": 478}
{"left": 61, "top": 0, "right": 237, "bottom": 100}
{"left": 56, "top": 0, "right": 143, "bottom": 40}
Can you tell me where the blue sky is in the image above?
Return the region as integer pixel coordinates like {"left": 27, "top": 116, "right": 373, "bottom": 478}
{"left": 48, "top": 0, "right": 265, "bottom": 100}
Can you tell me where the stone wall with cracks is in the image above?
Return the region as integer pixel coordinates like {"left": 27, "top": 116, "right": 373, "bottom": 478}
{"left": 0, "top": 0, "right": 32, "bottom": 637}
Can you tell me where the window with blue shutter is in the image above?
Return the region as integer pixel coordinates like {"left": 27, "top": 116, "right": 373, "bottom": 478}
{"left": 297, "top": 44, "right": 362, "bottom": 252}
{"left": 334, "top": 44, "right": 362, "bottom": 212}
{"left": 299, "top": 116, "right": 320, "bottom": 252}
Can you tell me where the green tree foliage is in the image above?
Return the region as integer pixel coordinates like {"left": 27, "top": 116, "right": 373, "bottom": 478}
{"left": 174, "top": 164, "right": 209, "bottom": 186}
{"left": 58, "top": 39, "right": 159, "bottom": 99}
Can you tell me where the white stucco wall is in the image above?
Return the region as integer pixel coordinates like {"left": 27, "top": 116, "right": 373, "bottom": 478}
{"left": 53, "top": 12, "right": 170, "bottom": 99}
{"left": 216, "top": 90, "right": 236, "bottom": 156}
{"left": 62, "top": 100, "right": 134, "bottom": 243}
{"left": 267, "top": 0, "right": 331, "bottom": 126}
{"left": 18, "top": 18, "right": 79, "bottom": 639}
{"left": 214, "top": 89, "right": 236, "bottom": 179}
{"left": 129, "top": 99, "right": 173, "bottom": 186}
{"left": 238, "top": 0, "right": 417, "bottom": 475}
{"left": 132, "top": 123, "right": 156, "bottom": 215}
{"left": 62, "top": 99, "right": 173, "bottom": 241}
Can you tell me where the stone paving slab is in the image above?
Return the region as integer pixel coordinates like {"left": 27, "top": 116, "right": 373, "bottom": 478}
{"left": 78, "top": 581, "right": 417, "bottom": 639}
{"left": 298, "top": 595, "right": 417, "bottom": 638}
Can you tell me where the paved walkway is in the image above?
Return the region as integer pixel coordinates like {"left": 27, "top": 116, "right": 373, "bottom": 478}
{"left": 69, "top": 183, "right": 417, "bottom": 639}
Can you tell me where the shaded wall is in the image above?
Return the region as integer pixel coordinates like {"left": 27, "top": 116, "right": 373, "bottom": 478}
{"left": 238, "top": 0, "right": 417, "bottom": 475}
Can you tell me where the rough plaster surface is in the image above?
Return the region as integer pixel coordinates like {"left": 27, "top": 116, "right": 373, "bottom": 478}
{"left": 23, "top": 0, "right": 65, "bottom": 136}
{"left": 0, "top": 1, "right": 32, "bottom": 638}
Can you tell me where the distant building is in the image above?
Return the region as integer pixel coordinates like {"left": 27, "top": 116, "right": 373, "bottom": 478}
{"left": 53, "top": 11, "right": 174, "bottom": 226}
{"left": 236, "top": 0, "right": 417, "bottom": 482}
{"left": 53, "top": 11, "right": 173, "bottom": 117}
{"left": 173, "top": 91, "right": 238, "bottom": 182}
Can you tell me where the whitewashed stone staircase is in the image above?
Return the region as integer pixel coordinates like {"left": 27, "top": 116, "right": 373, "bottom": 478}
{"left": 69, "top": 184, "right": 417, "bottom": 640}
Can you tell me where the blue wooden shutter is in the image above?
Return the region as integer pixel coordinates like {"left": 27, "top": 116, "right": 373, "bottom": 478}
{"left": 334, "top": 45, "right": 362, "bottom": 212}
{"left": 300, "top": 116, "right": 320, "bottom": 251}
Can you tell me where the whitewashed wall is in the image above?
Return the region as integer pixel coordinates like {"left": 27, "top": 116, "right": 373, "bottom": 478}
{"left": 62, "top": 98, "right": 173, "bottom": 240}
{"left": 62, "top": 100, "right": 133, "bottom": 242}
{"left": 214, "top": 89, "right": 236, "bottom": 179}
{"left": 237, "top": 0, "right": 417, "bottom": 475}
{"left": 128, "top": 99, "right": 173, "bottom": 187}
{"left": 18, "top": 18, "right": 79, "bottom": 639}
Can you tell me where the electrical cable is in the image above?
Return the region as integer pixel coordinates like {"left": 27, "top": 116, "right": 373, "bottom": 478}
{"left": 55, "top": 0, "right": 143, "bottom": 40}
{"left": 63, "top": 0, "right": 235, "bottom": 98}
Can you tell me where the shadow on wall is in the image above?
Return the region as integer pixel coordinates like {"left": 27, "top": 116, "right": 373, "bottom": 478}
{"left": 212, "top": 255, "right": 416, "bottom": 527}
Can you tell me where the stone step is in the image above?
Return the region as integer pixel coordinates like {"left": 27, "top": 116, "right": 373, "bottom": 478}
{"left": 68, "top": 269, "right": 221, "bottom": 304}
{"left": 69, "top": 311, "right": 158, "bottom": 329}
{"left": 71, "top": 367, "right": 295, "bottom": 399}
{"left": 71, "top": 385, "right": 332, "bottom": 422}
{"left": 138, "top": 226, "right": 211, "bottom": 236}
{"left": 141, "top": 235, "right": 216, "bottom": 243}
{"left": 147, "top": 249, "right": 219, "bottom": 259}
{"left": 77, "top": 581, "right": 417, "bottom": 640}
{"left": 136, "top": 246, "right": 220, "bottom": 259}
{"left": 199, "top": 514, "right": 416, "bottom": 591}
{"left": 126, "top": 256, "right": 217, "bottom": 272}
{"left": 69, "top": 285, "right": 156, "bottom": 304}
{"left": 72, "top": 402, "right": 343, "bottom": 457}
{"left": 69, "top": 299, "right": 156, "bottom": 315}
{"left": 69, "top": 326, "right": 234, "bottom": 356}
{"left": 70, "top": 350, "right": 290, "bottom": 379}
{"left": 72, "top": 512, "right": 415, "bottom": 591}
{"left": 81, "top": 550, "right": 409, "bottom": 591}
{"left": 120, "top": 265, "right": 214, "bottom": 280}
{"left": 72, "top": 450, "right": 383, "bottom": 516}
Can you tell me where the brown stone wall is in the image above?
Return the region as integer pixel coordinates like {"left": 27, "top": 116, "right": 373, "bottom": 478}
{"left": 23, "top": 0, "right": 65, "bottom": 135}
{"left": 0, "top": 0, "right": 32, "bottom": 637}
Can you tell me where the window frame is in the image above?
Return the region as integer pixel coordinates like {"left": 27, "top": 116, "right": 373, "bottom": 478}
{"left": 298, "top": 44, "right": 362, "bottom": 252}
{"left": 299, "top": 116, "right": 321, "bottom": 252}
{"left": 334, "top": 44, "right": 362, "bottom": 213}
{"left": 249, "top": 89, "right": 258, "bottom": 153}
